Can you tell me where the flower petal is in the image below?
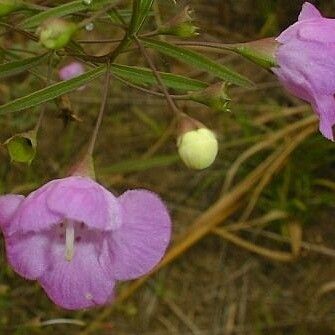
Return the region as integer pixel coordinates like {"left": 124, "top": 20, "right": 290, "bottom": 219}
{"left": 312, "top": 95, "right": 335, "bottom": 141}
{"left": 299, "top": 21, "right": 335, "bottom": 43}
{"left": 275, "top": 39, "right": 335, "bottom": 96}
{"left": 39, "top": 239, "right": 115, "bottom": 310}
{"left": 8, "top": 180, "right": 61, "bottom": 235}
{"left": 298, "top": 2, "right": 322, "bottom": 21}
{"left": 108, "top": 190, "right": 171, "bottom": 280}
{"left": 0, "top": 195, "right": 24, "bottom": 231}
{"left": 59, "top": 62, "right": 84, "bottom": 81}
{"left": 5, "top": 232, "right": 52, "bottom": 279}
{"left": 46, "top": 177, "right": 120, "bottom": 231}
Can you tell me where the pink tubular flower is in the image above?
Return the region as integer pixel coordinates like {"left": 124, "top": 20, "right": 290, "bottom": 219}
{"left": 272, "top": 2, "right": 335, "bottom": 141}
{"left": 59, "top": 62, "right": 84, "bottom": 81}
{"left": 0, "top": 177, "right": 171, "bottom": 310}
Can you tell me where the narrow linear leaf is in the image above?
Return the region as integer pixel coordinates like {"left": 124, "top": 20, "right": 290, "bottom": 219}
{"left": 108, "top": 9, "right": 153, "bottom": 25}
{"left": 0, "top": 53, "right": 48, "bottom": 79}
{"left": 101, "top": 154, "right": 179, "bottom": 174}
{"left": 0, "top": 66, "right": 105, "bottom": 114}
{"left": 141, "top": 38, "right": 253, "bottom": 87}
{"left": 111, "top": 64, "right": 207, "bottom": 92}
{"left": 137, "top": 0, "right": 154, "bottom": 33}
{"left": 21, "top": 0, "right": 115, "bottom": 29}
{"left": 129, "top": 0, "right": 154, "bottom": 35}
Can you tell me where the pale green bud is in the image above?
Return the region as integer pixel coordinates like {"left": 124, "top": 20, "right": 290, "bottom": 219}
{"left": 0, "top": 0, "right": 23, "bottom": 17}
{"left": 38, "top": 18, "right": 77, "bottom": 50}
{"left": 177, "top": 128, "right": 218, "bottom": 170}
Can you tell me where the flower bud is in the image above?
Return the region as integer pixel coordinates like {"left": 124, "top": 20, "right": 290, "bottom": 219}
{"left": 0, "top": 0, "right": 23, "bottom": 17}
{"left": 177, "top": 116, "right": 218, "bottom": 170}
{"left": 38, "top": 18, "right": 78, "bottom": 50}
{"left": 4, "top": 130, "right": 37, "bottom": 164}
{"left": 158, "top": 6, "right": 199, "bottom": 38}
{"left": 190, "top": 82, "right": 230, "bottom": 112}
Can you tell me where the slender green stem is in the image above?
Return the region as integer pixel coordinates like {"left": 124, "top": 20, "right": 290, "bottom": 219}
{"left": 87, "top": 61, "right": 112, "bottom": 156}
{"left": 76, "top": 30, "right": 159, "bottom": 44}
{"left": 114, "top": 75, "right": 190, "bottom": 100}
{"left": 135, "top": 37, "right": 182, "bottom": 117}
{"left": 34, "top": 51, "right": 54, "bottom": 133}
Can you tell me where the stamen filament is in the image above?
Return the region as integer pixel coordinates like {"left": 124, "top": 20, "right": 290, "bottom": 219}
{"left": 65, "top": 221, "right": 75, "bottom": 261}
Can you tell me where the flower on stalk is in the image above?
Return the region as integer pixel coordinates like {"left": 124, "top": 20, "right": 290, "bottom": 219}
{"left": 0, "top": 176, "right": 171, "bottom": 310}
{"left": 272, "top": 2, "right": 335, "bottom": 141}
{"left": 38, "top": 18, "right": 77, "bottom": 50}
{"left": 177, "top": 115, "right": 218, "bottom": 170}
{"left": 0, "top": 0, "right": 23, "bottom": 17}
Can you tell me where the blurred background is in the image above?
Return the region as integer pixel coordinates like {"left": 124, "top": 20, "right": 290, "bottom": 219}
{"left": 1, "top": 0, "right": 335, "bottom": 334}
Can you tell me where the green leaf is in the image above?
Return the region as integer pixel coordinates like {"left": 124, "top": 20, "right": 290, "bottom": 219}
{"left": 108, "top": 9, "right": 154, "bottom": 25}
{"left": 20, "top": 0, "right": 115, "bottom": 29}
{"left": 128, "top": 0, "right": 154, "bottom": 35}
{"left": 0, "top": 53, "right": 48, "bottom": 79}
{"left": 0, "top": 66, "right": 105, "bottom": 114}
{"left": 111, "top": 64, "right": 207, "bottom": 92}
{"left": 141, "top": 38, "right": 253, "bottom": 87}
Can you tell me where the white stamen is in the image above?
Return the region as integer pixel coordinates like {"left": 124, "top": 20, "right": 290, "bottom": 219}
{"left": 85, "top": 293, "right": 93, "bottom": 300}
{"left": 65, "top": 221, "right": 75, "bottom": 262}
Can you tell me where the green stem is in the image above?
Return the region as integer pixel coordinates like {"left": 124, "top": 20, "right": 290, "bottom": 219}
{"left": 34, "top": 51, "right": 54, "bottom": 133}
{"left": 87, "top": 61, "right": 112, "bottom": 156}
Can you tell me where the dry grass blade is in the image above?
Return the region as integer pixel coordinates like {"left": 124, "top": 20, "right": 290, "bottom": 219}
{"left": 253, "top": 105, "right": 309, "bottom": 126}
{"left": 212, "top": 227, "right": 296, "bottom": 262}
{"left": 246, "top": 228, "right": 335, "bottom": 258}
{"left": 162, "top": 296, "right": 202, "bottom": 335}
{"left": 238, "top": 124, "right": 317, "bottom": 221}
{"left": 222, "top": 115, "right": 317, "bottom": 192}
{"left": 226, "top": 209, "right": 288, "bottom": 232}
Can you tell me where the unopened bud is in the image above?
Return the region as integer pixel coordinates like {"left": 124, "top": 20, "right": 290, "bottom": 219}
{"left": 38, "top": 18, "right": 77, "bottom": 50}
{"left": 177, "top": 115, "right": 218, "bottom": 170}
{"left": 4, "top": 130, "right": 37, "bottom": 164}
{"left": 158, "top": 6, "right": 199, "bottom": 38}
{"left": 190, "top": 82, "right": 230, "bottom": 112}
{"left": 0, "top": 0, "right": 23, "bottom": 17}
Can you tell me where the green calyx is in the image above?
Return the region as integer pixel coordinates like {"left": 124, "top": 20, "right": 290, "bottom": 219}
{"left": 4, "top": 130, "right": 37, "bottom": 164}
{"left": 190, "top": 82, "right": 231, "bottom": 113}
{"left": 158, "top": 5, "right": 199, "bottom": 38}
{"left": 232, "top": 38, "right": 278, "bottom": 69}
{"left": 0, "top": 0, "right": 23, "bottom": 17}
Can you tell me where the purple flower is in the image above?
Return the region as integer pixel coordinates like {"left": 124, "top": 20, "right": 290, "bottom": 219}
{"left": 59, "top": 62, "right": 84, "bottom": 81}
{"left": 59, "top": 62, "right": 86, "bottom": 91}
{"left": 273, "top": 2, "right": 335, "bottom": 141}
{"left": 0, "top": 176, "right": 171, "bottom": 310}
